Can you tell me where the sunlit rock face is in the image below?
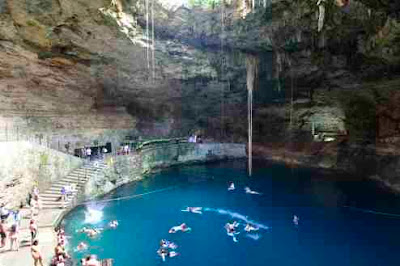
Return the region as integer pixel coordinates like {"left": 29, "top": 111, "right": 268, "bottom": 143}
{"left": 0, "top": 0, "right": 399, "bottom": 145}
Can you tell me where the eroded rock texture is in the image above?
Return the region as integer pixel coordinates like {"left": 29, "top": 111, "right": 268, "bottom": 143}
{"left": 0, "top": 0, "right": 399, "bottom": 147}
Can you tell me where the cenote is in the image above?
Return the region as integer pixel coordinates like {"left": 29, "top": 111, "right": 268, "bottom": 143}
{"left": 62, "top": 160, "right": 400, "bottom": 266}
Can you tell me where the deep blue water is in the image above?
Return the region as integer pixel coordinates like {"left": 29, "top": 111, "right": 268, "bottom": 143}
{"left": 62, "top": 160, "right": 400, "bottom": 266}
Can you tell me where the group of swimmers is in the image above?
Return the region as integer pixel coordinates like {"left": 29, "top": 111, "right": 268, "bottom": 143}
{"left": 157, "top": 239, "right": 179, "bottom": 262}
{"left": 155, "top": 222, "right": 193, "bottom": 261}
{"left": 76, "top": 220, "right": 118, "bottom": 239}
{"left": 224, "top": 220, "right": 265, "bottom": 242}
{"left": 228, "top": 182, "right": 262, "bottom": 195}
{"left": 73, "top": 220, "right": 119, "bottom": 264}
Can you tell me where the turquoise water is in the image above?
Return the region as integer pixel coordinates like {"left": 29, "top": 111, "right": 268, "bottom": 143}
{"left": 62, "top": 160, "right": 400, "bottom": 266}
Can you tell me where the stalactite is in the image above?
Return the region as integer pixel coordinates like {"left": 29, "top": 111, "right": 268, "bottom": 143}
{"left": 288, "top": 57, "right": 294, "bottom": 130}
{"left": 151, "top": 0, "right": 155, "bottom": 80}
{"left": 242, "top": 0, "right": 251, "bottom": 18}
{"left": 220, "top": 1, "right": 225, "bottom": 139}
{"left": 274, "top": 52, "right": 282, "bottom": 91}
{"left": 146, "top": 0, "right": 150, "bottom": 70}
{"left": 317, "top": 0, "right": 326, "bottom": 32}
{"left": 246, "top": 54, "right": 259, "bottom": 177}
{"left": 242, "top": 0, "right": 247, "bottom": 18}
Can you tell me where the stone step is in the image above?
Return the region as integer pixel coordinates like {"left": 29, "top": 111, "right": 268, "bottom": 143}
{"left": 49, "top": 183, "right": 84, "bottom": 189}
{"left": 69, "top": 171, "right": 95, "bottom": 175}
{"left": 53, "top": 180, "right": 87, "bottom": 187}
{"left": 43, "top": 189, "right": 81, "bottom": 197}
{"left": 66, "top": 173, "right": 96, "bottom": 177}
{"left": 40, "top": 193, "right": 76, "bottom": 198}
{"left": 54, "top": 179, "right": 87, "bottom": 186}
{"left": 57, "top": 175, "right": 89, "bottom": 181}
{"left": 38, "top": 162, "right": 107, "bottom": 209}
{"left": 70, "top": 170, "right": 98, "bottom": 175}
{"left": 41, "top": 199, "right": 73, "bottom": 205}
{"left": 65, "top": 175, "right": 93, "bottom": 181}
{"left": 41, "top": 196, "right": 74, "bottom": 204}
{"left": 42, "top": 205, "right": 69, "bottom": 210}
{"left": 43, "top": 186, "right": 83, "bottom": 194}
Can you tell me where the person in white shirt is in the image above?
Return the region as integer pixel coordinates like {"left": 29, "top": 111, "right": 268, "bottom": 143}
{"left": 0, "top": 204, "right": 10, "bottom": 220}
{"left": 123, "top": 145, "right": 129, "bottom": 155}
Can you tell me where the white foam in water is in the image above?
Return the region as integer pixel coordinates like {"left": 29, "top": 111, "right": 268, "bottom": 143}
{"left": 84, "top": 205, "right": 104, "bottom": 224}
{"left": 203, "top": 208, "right": 269, "bottom": 230}
{"left": 246, "top": 233, "right": 261, "bottom": 240}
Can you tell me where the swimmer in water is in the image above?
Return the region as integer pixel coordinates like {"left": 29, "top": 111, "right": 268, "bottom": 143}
{"left": 169, "top": 251, "right": 179, "bottom": 258}
{"left": 169, "top": 223, "right": 191, "bottom": 234}
{"left": 225, "top": 222, "right": 240, "bottom": 242}
{"left": 160, "top": 239, "right": 178, "bottom": 249}
{"left": 244, "top": 187, "right": 262, "bottom": 195}
{"left": 108, "top": 220, "right": 119, "bottom": 229}
{"left": 87, "top": 228, "right": 100, "bottom": 237}
{"left": 244, "top": 223, "right": 259, "bottom": 232}
{"left": 228, "top": 182, "right": 235, "bottom": 191}
{"left": 293, "top": 215, "right": 299, "bottom": 226}
{"left": 157, "top": 248, "right": 179, "bottom": 262}
{"left": 77, "top": 227, "right": 101, "bottom": 238}
{"left": 181, "top": 207, "right": 202, "bottom": 214}
{"left": 75, "top": 242, "right": 88, "bottom": 251}
{"left": 158, "top": 248, "right": 168, "bottom": 262}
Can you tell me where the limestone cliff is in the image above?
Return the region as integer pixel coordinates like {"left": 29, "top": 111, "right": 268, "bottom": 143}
{"left": 0, "top": 0, "right": 399, "bottom": 146}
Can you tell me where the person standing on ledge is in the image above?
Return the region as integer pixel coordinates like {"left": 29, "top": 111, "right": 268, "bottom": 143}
{"left": 31, "top": 239, "right": 44, "bottom": 266}
{"left": 30, "top": 219, "right": 38, "bottom": 243}
{"left": 86, "top": 147, "right": 92, "bottom": 161}
{"left": 8, "top": 222, "right": 19, "bottom": 251}
{"left": 0, "top": 219, "right": 7, "bottom": 248}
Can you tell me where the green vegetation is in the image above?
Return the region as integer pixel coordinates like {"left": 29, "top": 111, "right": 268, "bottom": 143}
{"left": 26, "top": 19, "right": 41, "bottom": 27}
{"left": 341, "top": 93, "right": 376, "bottom": 142}
{"left": 40, "top": 153, "right": 49, "bottom": 166}
{"left": 102, "top": 14, "right": 119, "bottom": 28}
{"left": 188, "top": 0, "right": 221, "bottom": 9}
{"left": 135, "top": 138, "right": 188, "bottom": 151}
{"left": 38, "top": 51, "right": 53, "bottom": 59}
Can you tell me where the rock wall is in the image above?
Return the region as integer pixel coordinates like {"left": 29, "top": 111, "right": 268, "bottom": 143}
{"left": 0, "top": 141, "right": 82, "bottom": 208}
{"left": 140, "top": 143, "right": 246, "bottom": 172}
{"left": 84, "top": 154, "right": 142, "bottom": 198}
{"left": 84, "top": 143, "right": 246, "bottom": 197}
{"left": 253, "top": 141, "right": 400, "bottom": 192}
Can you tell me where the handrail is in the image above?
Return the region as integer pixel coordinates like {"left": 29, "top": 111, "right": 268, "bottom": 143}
{"left": 135, "top": 137, "right": 188, "bottom": 151}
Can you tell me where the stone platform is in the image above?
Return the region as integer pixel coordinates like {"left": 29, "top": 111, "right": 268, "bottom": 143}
{"left": 0, "top": 208, "right": 63, "bottom": 266}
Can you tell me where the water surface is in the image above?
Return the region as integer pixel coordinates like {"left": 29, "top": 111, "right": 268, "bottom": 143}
{"left": 62, "top": 160, "right": 400, "bottom": 266}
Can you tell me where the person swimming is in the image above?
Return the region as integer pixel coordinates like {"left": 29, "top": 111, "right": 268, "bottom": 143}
{"left": 225, "top": 222, "right": 240, "bottom": 242}
{"left": 244, "top": 187, "right": 261, "bottom": 195}
{"left": 293, "top": 215, "right": 299, "bottom": 226}
{"left": 75, "top": 242, "right": 88, "bottom": 251}
{"left": 157, "top": 247, "right": 178, "bottom": 262}
{"left": 181, "top": 207, "right": 202, "bottom": 214}
{"left": 244, "top": 223, "right": 259, "bottom": 232}
{"left": 169, "top": 223, "right": 191, "bottom": 233}
{"left": 228, "top": 182, "right": 235, "bottom": 191}
{"left": 108, "top": 220, "right": 119, "bottom": 229}
{"left": 160, "top": 239, "right": 178, "bottom": 249}
{"left": 77, "top": 227, "right": 101, "bottom": 237}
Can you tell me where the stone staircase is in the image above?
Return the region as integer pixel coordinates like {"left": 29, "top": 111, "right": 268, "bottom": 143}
{"left": 40, "top": 161, "right": 107, "bottom": 209}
